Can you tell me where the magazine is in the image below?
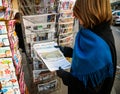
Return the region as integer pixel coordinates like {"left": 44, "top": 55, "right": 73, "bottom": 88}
{"left": 59, "top": 0, "right": 75, "bottom": 12}
{"left": 29, "top": 23, "right": 55, "bottom": 31}
{"left": 33, "top": 41, "right": 71, "bottom": 71}
{"left": 59, "top": 12, "right": 73, "bottom": 18}
{"left": 59, "top": 17, "right": 74, "bottom": 23}
{"left": 0, "top": 35, "right": 9, "bottom": 47}
{"left": 23, "top": 14, "right": 56, "bottom": 24}
{"left": 59, "top": 27, "right": 73, "bottom": 34}
{"left": 34, "top": 0, "right": 58, "bottom": 14}
{"left": 33, "top": 58, "right": 47, "bottom": 70}
{"left": 0, "top": 0, "right": 2, "bottom": 6}
{"left": 0, "top": 47, "right": 12, "bottom": 58}
{"left": 1, "top": 85, "right": 21, "bottom": 94}
{"left": 59, "top": 22, "right": 73, "bottom": 29}
{"left": 0, "top": 58, "right": 15, "bottom": 70}
{"left": 37, "top": 79, "right": 58, "bottom": 92}
{"left": 0, "top": 12, "right": 4, "bottom": 19}
{"left": 33, "top": 69, "right": 56, "bottom": 83}
{"left": 0, "top": 21, "right": 7, "bottom": 34}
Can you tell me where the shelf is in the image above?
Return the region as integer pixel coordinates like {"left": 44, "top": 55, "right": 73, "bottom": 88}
{"left": 0, "top": 6, "right": 6, "bottom": 11}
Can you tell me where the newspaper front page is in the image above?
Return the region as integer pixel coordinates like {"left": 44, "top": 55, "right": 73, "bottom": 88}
{"left": 33, "top": 41, "right": 71, "bottom": 71}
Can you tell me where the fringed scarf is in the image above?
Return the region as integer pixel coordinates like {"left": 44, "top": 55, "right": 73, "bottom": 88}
{"left": 71, "top": 27, "right": 114, "bottom": 87}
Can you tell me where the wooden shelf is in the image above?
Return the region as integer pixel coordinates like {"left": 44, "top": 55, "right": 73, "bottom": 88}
{"left": 0, "top": 6, "right": 6, "bottom": 12}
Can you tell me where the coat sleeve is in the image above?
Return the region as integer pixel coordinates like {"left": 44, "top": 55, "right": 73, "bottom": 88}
{"left": 63, "top": 47, "right": 73, "bottom": 57}
{"left": 58, "top": 69, "right": 85, "bottom": 89}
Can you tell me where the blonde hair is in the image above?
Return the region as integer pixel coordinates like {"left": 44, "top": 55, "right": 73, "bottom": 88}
{"left": 73, "top": 0, "right": 112, "bottom": 28}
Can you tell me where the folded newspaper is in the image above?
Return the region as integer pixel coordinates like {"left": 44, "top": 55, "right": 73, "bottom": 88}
{"left": 33, "top": 41, "right": 71, "bottom": 71}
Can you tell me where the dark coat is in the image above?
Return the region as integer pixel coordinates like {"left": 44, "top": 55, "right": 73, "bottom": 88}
{"left": 15, "top": 22, "right": 25, "bottom": 52}
{"left": 61, "top": 22, "right": 117, "bottom": 94}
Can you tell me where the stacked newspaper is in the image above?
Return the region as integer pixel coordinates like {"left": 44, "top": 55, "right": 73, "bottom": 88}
{"left": 33, "top": 41, "right": 71, "bottom": 71}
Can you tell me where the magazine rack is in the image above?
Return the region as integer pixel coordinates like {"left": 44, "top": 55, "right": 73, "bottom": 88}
{"left": 19, "top": 0, "right": 77, "bottom": 93}
{"left": 21, "top": 13, "right": 61, "bottom": 94}
{"left": 0, "top": 0, "right": 27, "bottom": 93}
{"left": 57, "top": 0, "right": 75, "bottom": 47}
{"left": 22, "top": 13, "right": 57, "bottom": 54}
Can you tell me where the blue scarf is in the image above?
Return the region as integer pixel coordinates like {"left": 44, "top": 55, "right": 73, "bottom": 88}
{"left": 71, "top": 27, "right": 114, "bottom": 87}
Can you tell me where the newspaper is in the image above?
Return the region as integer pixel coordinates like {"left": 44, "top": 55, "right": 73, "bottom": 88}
{"left": 33, "top": 69, "right": 56, "bottom": 83}
{"left": 33, "top": 41, "right": 71, "bottom": 71}
{"left": 37, "top": 79, "right": 58, "bottom": 92}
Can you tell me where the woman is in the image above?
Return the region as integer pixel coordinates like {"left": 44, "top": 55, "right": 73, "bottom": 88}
{"left": 14, "top": 12, "right": 25, "bottom": 52}
{"left": 56, "top": 0, "right": 117, "bottom": 94}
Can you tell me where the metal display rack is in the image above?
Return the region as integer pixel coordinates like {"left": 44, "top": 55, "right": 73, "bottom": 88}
{"left": 18, "top": 0, "right": 77, "bottom": 93}
{"left": 18, "top": 0, "right": 61, "bottom": 94}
